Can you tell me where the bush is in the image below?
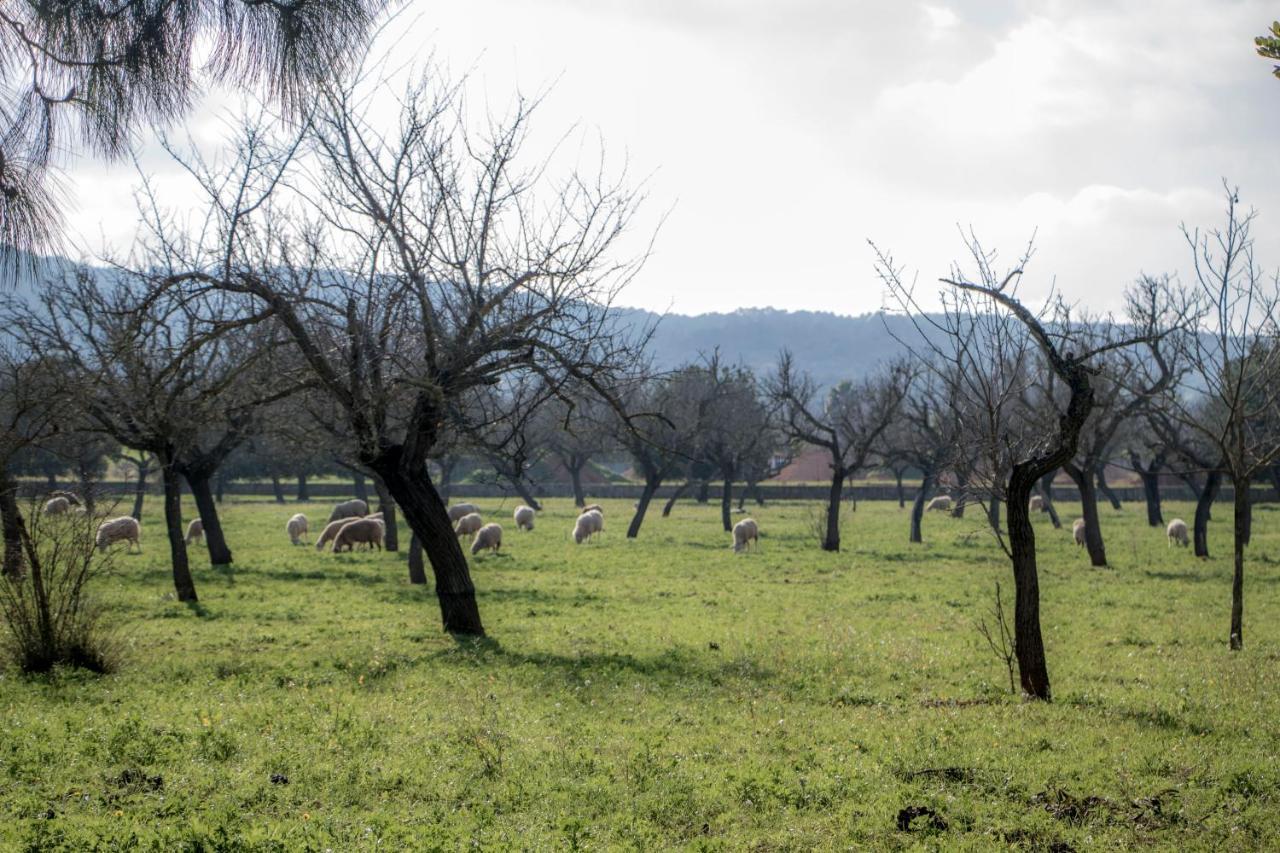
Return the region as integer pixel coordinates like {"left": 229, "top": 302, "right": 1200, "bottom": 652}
{"left": 0, "top": 500, "right": 119, "bottom": 673}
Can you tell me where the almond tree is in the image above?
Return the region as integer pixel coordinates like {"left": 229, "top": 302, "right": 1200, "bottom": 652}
{"left": 878, "top": 236, "right": 1167, "bottom": 700}
{"left": 1163, "top": 189, "right": 1280, "bottom": 650}
{"left": 769, "top": 355, "right": 909, "bottom": 552}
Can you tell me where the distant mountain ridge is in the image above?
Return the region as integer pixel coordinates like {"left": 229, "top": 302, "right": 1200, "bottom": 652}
{"left": 617, "top": 307, "right": 924, "bottom": 389}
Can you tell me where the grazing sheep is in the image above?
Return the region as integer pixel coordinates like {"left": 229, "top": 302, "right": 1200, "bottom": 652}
{"left": 95, "top": 516, "right": 141, "bottom": 552}
{"left": 573, "top": 509, "right": 604, "bottom": 544}
{"left": 43, "top": 496, "right": 70, "bottom": 515}
{"left": 514, "top": 505, "right": 535, "bottom": 531}
{"left": 48, "top": 490, "right": 81, "bottom": 506}
{"left": 448, "top": 503, "right": 480, "bottom": 523}
{"left": 327, "top": 499, "right": 369, "bottom": 524}
{"left": 454, "top": 512, "right": 484, "bottom": 537}
{"left": 332, "top": 518, "right": 385, "bottom": 553}
{"left": 1072, "top": 518, "right": 1086, "bottom": 546}
{"left": 1167, "top": 518, "right": 1190, "bottom": 548}
{"left": 925, "top": 495, "right": 952, "bottom": 512}
{"left": 580, "top": 504, "right": 604, "bottom": 516}
{"left": 315, "top": 519, "right": 351, "bottom": 551}
{"left": 286, "top": 513, "right": 309, "bottom": 545}
{"left": 471, "top": 523, "right": 503, "bottom": 555}
{"left": 1029, "top": 495, "right": 1045, "bottom": 512}
{"left": 732, "top": 517, "right": 759, "bottom": 553}
{"left": 185, "top": 518, "right": 204, "bottom": 545}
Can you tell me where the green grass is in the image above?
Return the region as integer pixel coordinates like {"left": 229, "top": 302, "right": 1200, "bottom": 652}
{"left": 2, "top": 497, "right": 1278, "bottom": 850}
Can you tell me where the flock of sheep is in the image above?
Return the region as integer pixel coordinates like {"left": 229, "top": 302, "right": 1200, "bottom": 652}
{"left": 923, "top": 493, "right": 1192, "bottom": 548}
{"left": 50, "top": 491, "right": 766, "bottom": 558}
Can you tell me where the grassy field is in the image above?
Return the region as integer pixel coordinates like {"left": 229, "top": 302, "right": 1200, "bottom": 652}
{"left": 1, "top": 496, "right": 1278, "bottom": 850}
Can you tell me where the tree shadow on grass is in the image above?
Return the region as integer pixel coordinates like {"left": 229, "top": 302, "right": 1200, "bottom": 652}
{"left": 438, "top": 634, "right": 777, "bottom": 687}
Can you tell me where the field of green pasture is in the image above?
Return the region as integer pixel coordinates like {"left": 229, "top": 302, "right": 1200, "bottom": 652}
{"left": 1, "top": 496, "right": 1278, "bottom": 850}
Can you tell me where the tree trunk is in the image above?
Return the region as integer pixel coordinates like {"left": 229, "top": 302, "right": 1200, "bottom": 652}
{"left": 0, "top": 473, "right": 25, "bottom": 578}
{"left": 1039, "top": 470, "right": 1061, "bottom": 529}
{"left": 1095, "top": 464, "right": 1122, "bottom": 510}
{"left": 45, "top": 471, "right": 57, "bottom": 490}
{"left": 696, "top": 479, "right": 710, "bottom": 504}
{"left": 569, "top": 462, "right": 586, "bottom": 508}
{"left": 1007, "top": 464, "right": 1051, "bottom": 700}
{"left": 1193, "top": 471, "right": 1220, "bottom": 559}
{"left": 353, "top": 472, "right": 370, "bottom": 503}
{"left": 1269, "top": 464, "right": 1280, "bottom": 502}
{"left": 909, "top": 472, "right": 932, "bottom": 544}
{"left": 77, "top": 462, "right": 96, "bottom": 515}
{"left": 1138, "top": 470, "right": 1163, "bottom": 527}
{"left": 185, "top": 470, "right": 233, "bottom": 565}
{"left": 509, "top": 478, "right": 542, "bottom": 512}
{"left": 214, "top": 471, "right": 226, "bottom": 503}
{"left": 987, "top": 494, "right": 1002, "bottom": 536}
{"left": 373, "top": 477, "right": 399, "bottom": 552}
{"left": 720, "top": 479, "right": 733, "bottom": 532}
{"left": 270, "top": 475, "right": 286, "bottom": 504}
{"left": 296, "top": 474, "right": 310, "bottom": 502}
{"left": 1065, "top": 463, "right": 1107, "bottom": 567}
{"left": 130, "top": 459, "right": 149, "bottom": 521}
{"left": 407, "top": 533, "right": 427, "bottom": 585}
{"left": 628, "top": 477, "right": 661, "bottom": 539}
{"left": 1230, "top": 475, "right": 1247, "bottom": 650}
{"left": 161, "top": 463, "right": 198, "bottom": 602}
{"left": 374, "top": 463, "right": 482, "bottom": 635}
{"left": 661, "top": 481, "right": 690, "bottom": 518}
{"left": 894, "top": 469, "right": 906, "bottom": 508}
{"left": 437, "top": 459, "right": 454, "bottom": 504}
{"left": 1237, "top": 478, "right": 1252, "bottom": 547}
{"left": 822, "top": 468, "right": 842, "bottom": 552}
{"left": 950, "top": 472, "right": 967, "bottom": 518}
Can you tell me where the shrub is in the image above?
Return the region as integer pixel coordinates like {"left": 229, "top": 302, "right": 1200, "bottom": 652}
{"left": 0, "top": 500, "right": 119, "bottom": 673}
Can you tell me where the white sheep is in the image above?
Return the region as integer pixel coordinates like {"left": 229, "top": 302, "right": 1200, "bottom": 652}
{"left": 96, "top": 516, "right": 141, "bottom": 552}
{"left": 43, "top": 496, "right": 70, "bottom": 515}
{"left": 1167, "top": 518, "right": 1190, "bottom": 548}
{"left": 454, "top": 512, "right": 484, "bottom": 537}
{"left": 315, "top": 518, "right": 351, "bottom": 551}
{"left": 572, "top": 509, "right": 604, "bottom": 544}
{"left": 185, "top": 518, "right": 204, "bottom": 545}
{"left": 286, "top": 513, "right": 309, "bottom": 545}
{"left": 580, "top": 504, "right": 604, "bottom": 516}
{"left": 447, "top": 503, "right": 480, "bottom": 523}
{"left": 1029, "top": 495, "right": 1045, "bottom": 512}
{"left": 514, "top": 505, "right": 535, "bottom": 531}
{"left": 332, "top": 518, "right": 385, "bottom": 553}
{"left": 364, "top": 511, "right": 383, "bottom": 521}
{"left": 1072, "top": 518, "right": 1086, "bottom": 546}
{"left": 327, "top": 499, "right": 369, "bottom": 524}
{"left": 732, "top": 517, "right": 759, "bottom": 553}
{"left": 471, "top": 523, "right": 503, "bottom": 555}
{"left": 925, "top": 495, "right": 952, "bottom": 512}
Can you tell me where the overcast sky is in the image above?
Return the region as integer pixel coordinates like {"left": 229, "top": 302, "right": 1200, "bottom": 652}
{"left": 65, "top": 0, "right": 1280, "bottom": 316}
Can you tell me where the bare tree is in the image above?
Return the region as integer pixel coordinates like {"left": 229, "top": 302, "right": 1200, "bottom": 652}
{"left": 1060, "top": 277, "right": 1178, "bottom": 566}
{"left": 146, "top": 65, "right": 650, "bottom": 634}
{"left": 887, "top": 362, "right": 965, "bottom": 543}
{"left": 769, "top": 355, "right": 909, "bottom": 551}
{"left": 543, "top": 389, "right": 613, "bottom": 508}
{"left": 1163, "top": 188, "right": 1280, "bottom": 650}
{"left": 4, "top": 271, "right": 290, "bottom": 599}
{"left": 698, "top": 358, "right": 774, "bottom": 532}
{"left": 878, "top": 235, "right": 1167, "bottom": 700}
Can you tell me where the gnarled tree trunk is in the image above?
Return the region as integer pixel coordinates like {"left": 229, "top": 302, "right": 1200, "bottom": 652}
{"left": 1193, "top": 471, "right": 1221, "bottom": 559}
{"left": 1006, "top": 465, "right": 1051, "bottom": 700}
{"left": 1096, "top": 464, "right": 1122, "bottom": 510}
{"left": 661, "top": 481, "right": 690, "bottom": 518}
{"left": 0, "top": 473, "right": 25, "bottom": 578}
{"left": 130, "top": 458, "right": 149, "bottom": 521}
{"left": 296, "top": 474, "right": 310, "bottom": 502}
{"left": 373, "top": 461, "right": 482, "bottom": 635}
{"left": 407, "top": 533, "right": 427, "bottom": 585}
{"left": 909, "top": 472, "right": 932, "bottom": 544}
{"left": 161, "top": 461, "right": 197, "bottom": 601}
{"left": 822, "top": 468, "right": 843, "bottom": 552}
{"left": 270, "top": 475, "right": 286, "bottom": 504}
{"left": 353, "top": 472, "right": 370, "bottom": 503}
{"left": 1064, "top": 463, "right": 1106, "bottom": 567}
{"left": 184, "top": 469, "right": 233, "bottom": 565}
{"left": 1039, "top": 470, "right": 1061, "bottom": 529}
{"left": 568, "top": 462, "right": 586, "bottom": 508}
{"left": 628, "top": 476, "right": 661, "bottom": 538}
